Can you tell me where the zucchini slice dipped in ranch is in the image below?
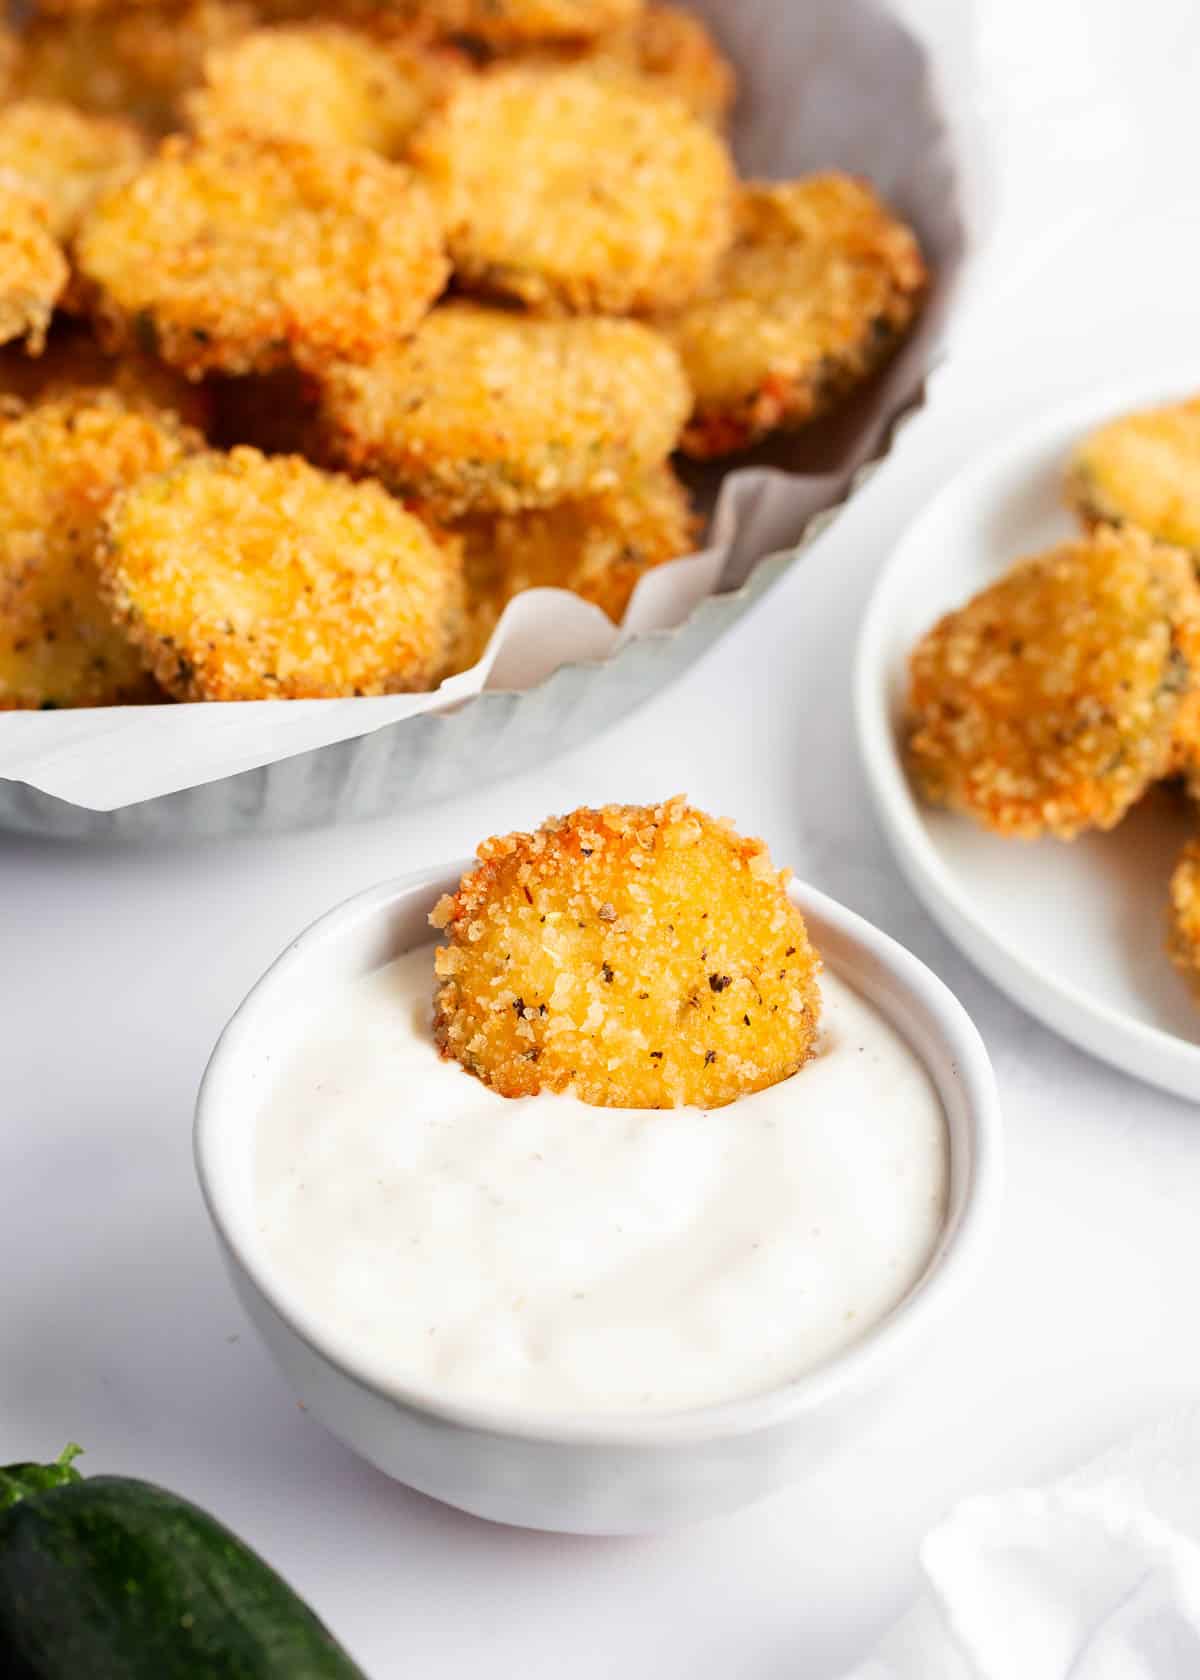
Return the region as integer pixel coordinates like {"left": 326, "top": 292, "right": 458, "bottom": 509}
{"left": 0, "top": 1446, "right": 367, "bottom": 1679}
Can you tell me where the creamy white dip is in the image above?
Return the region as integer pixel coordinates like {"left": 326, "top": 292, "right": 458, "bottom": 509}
{"left": 255, "top": 944, "right": 947, "bottom": 1417}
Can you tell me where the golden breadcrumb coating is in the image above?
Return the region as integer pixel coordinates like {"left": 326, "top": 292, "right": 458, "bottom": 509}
{"left": 660, "top": 174, "right": 928, "bottom": 459}
{"left": 17, "top": 2, "right": 261, "bottom": 132}
{"left": 75, "top": 133, "right": 449, "bottom": 380}
{"left": 98, "top": 445, "right": 463, "bottom": 700}
{"left": 0, "top": 100, "right": 147, "bottom": 242}
{"left": 185, "top": 24, "right": 456, "bottom": 155}
{"left": 0, "top": 187, "right": 67, "bottom": 353}
{"left": 0, "top": 324, "right": 213, "bottom": 431}
{"left": 1067, "top": 397, "right": 1200, "bottom": 557}
{"left": 907, "top": 528, "right": 1200, "bottom": 841}
{"left": 398, "top": 0, "right": 639, "bottom": 46}
{"left": 409, "top": 64, "right": 734, "bottom": 314}
{"left": 0, "top": 394, "right": 196, "bottom": 709}
{"left": 450, "top": 463, "right": 698, "bottom": 667}
{"left": 431, "top": 798, "right": 822, "bottom": 1109}
{"left": 1168, "top": 839, "right": 1200, "bottom": 996}
{"left": 318, "top": 303, "right": 690, "bottom": 516}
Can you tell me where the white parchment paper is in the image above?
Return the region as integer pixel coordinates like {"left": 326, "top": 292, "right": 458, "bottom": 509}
{"left": 0, "top": 0, "right": 986, "bottom": 810}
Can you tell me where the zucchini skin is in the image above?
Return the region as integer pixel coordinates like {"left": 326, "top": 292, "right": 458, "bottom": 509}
{"left": 0, "top": 1475, "right": 367, "bottom": 1679}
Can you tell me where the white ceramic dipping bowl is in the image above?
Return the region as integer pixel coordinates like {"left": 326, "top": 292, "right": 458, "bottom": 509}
{"left": 195, "top": 865, "right": 1003, "bottom": 1535}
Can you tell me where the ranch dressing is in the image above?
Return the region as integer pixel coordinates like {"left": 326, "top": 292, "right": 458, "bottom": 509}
{"left": 255, "top": 944, "right": 947, "bottom": 1417}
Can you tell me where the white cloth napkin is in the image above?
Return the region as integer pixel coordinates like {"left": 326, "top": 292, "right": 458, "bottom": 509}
{"left": 843, "top": 1410, "right": 1200, "bottom": 1680}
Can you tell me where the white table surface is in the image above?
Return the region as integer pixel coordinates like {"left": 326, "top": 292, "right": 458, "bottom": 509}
{"left": 5, "top": 4, "right": 1200, "bottom": 1675}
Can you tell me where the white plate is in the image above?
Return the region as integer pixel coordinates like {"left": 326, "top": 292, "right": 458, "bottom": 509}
{"left": 855, "top": 370, "right": 1200, "bottom": 1103}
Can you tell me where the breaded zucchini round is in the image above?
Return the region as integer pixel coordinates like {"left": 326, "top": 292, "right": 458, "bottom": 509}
{"left": 409, "top": 65, "right": 734, "bottom": 314}
{"left": 17, "top": 2, "right": 260, "bottom": 132}
{"left": 661, "top": 174, "right": 928, "bottom": 459}
{"left": 75, "top": 133, "right": 449, "bottom": 380}
{"left": 98, "top": 446, "right": 464, "bottom": 700}
{"left": 450, "top": 463, "right": 698, "bottom": 667}
{"left": 1168, "top": 840, "right": 1200, "bottom": 996}
{"left": 0, "top": 394, "right": 195, "bottom": 709}
{"left": 0, "top": 187, "right": 67, "bottom": 353}
{"left": 401, "top": 0, "right": 639, "bottom": 46}
{"left": 185, "top": 24, "right": 455, "bottom": 155}
{"left": 318, "top": 303, "right": 690, "bottom": 516}
{"left": 0, "top": 100, "right": 147, "bottom": 242}
{"left": 1067, "top": 397, "right": 1200, "bottom": 557}
{"left": 431, "top": 798, "right": 822, "bottom": 1109}
{"left": 907, "top": 528, "right": 1200, "bottom": 841}
{"left": 0, "top": 324, "right": 213, "bottom": 432}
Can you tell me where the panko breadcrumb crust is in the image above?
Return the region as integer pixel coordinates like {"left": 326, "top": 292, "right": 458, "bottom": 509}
{"left": 0, "top": 186, "right": 68, "bottom": 352}
{"left": 449, "top": 463, "right": 698, "bottom": 668}
{"left": 408, "top": 64, "right": 735, "bottom": 315}
{"left": 0, "top": 99, "right": 147, "bottom": 241}
{"left": 431, "top": 798, "right": 822, "bottom": 1109}
{"left": 317, "top": 303, "right": 690, "bottom": 516}
{"left": 1067, "top": 397, "right": 1200, "bottom": 557}
{"left": 0, "top": 325, "right": 214, "bottom": 432}
{"left": 0, "top": 394, "right": 197, "bottom": 709}
{"left": 98, "top": 446, "right": 464, "bottom": 700}
{"left": 75, "top": 132, "right": 450, "bottom": 379}
{"left": 907, "top": 527, "right": 1200, "bottom": 841}
{"left": 661, "top": 174, "right": 927, "bottom": 459}
{"left": 1168, "top": 840, "right": 1200, "bottom": 994}
{"left": 185, "top": 23, "right": 457, "bottom": 155}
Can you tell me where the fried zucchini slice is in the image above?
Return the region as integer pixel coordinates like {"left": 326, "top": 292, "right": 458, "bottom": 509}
{"left": 318, "top": 303, "right": 689, "bottom": 517}
{"left": 0, "top": 188, "right": 67, "bottom": 354}
{"left": 450, "top": 463, "right": 698, "bottom": 667}
{"left": 1067, "top": 396, "right": 1200, "bottom": 557}
{"left": 660, "top": 174, "right": 928, "bottom": 460}
{"left": 0, "top": 394, "right": 195, "bottom": 709}
{"left": 185, "top": 23, "right": 456, "bottom": 154}
{"left": 0, "top": 100, "right": 148, "bottom": 242}
{"left": 1169, "top": 840, "right": 1200, "bottom": 997}
{"left": 907, "top": 528, "right": 1200, "bottom": 841}
{"left": 409, "top": 64, "right": 734, "bottom": 314}
{"left": 17, "top": 2, "right": 261, "bottom": 132}
{"left": 99, "top": 446, "right": 464, "bottom": 700}
{"left": 0, "top": 323, "right": 213, "bottom": 430}
{"left": 431, "top": 797, "right": 822, "bottom": 1109}
{"left": 75, "top": 133, "right": 449, "bottom": 380}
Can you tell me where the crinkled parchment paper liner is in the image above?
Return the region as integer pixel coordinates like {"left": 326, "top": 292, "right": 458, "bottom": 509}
{"left": 0, "top": 0, "right": 990, "bottom": 836}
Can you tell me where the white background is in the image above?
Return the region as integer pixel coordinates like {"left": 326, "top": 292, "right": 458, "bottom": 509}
{"left": 4, "top": 3, "right": 1200, "bottom": 1674}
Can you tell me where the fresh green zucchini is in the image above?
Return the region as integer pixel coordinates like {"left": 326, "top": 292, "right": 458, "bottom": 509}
{"left": 0, "top": 1447, "right": 367, "bottom": 1679}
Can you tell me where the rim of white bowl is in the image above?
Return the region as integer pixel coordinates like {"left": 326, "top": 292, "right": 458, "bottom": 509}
{"left": 853, "top": 371, "right": 1200, "bottom": 1102}
{"left": 195, "top": 864, "right": 1003, "bottom": 1448}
